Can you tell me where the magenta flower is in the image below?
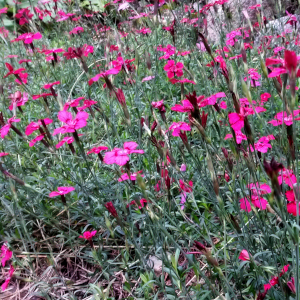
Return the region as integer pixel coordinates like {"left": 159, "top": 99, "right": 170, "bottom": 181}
{"left": 63, "top": 97, "right": 84, "bottom": 111}
{"left": 238, "top": 249, "right": 250, "bottom": 261}
{"left": 25, "top": 118, "right": 53, "bottom": 135}
{"left": 15, "top": 7, "right": 33, "bottom": 25}
{"left": 118, "top": 171, "right": 144, "bottom": 182}
{"left": 104, "top": 142, "right": 144, "bottom": 166}
{"left": 79, "top": 230, "right": 97, "bottom": 240}
{"left": 250, "top": 135, "right": 275, "bottom": 153}
{"left": 0, "top": 116, "right": 21, "bottom": 139}
{"left": 12, "top": 32, "right": 42, "bottom": 44}
{"left": 87, "top": 145, "right": 108, "bottom": 162}
{"left": 0, "top": 7, "right": 8, "bottom": 14}
{"left": 43, "top": 81, "right": 60, "bottom": 89}
{"left": 49, "top": 186, "right": 75, "bottom": 197}
{"left": 63, "top": 44, "right": 94, "bottom": 59}
{"left": 180, "top": 164, "right": 186, "bottom": 172}
{"left": 136, "top": 27, "right": 152, "bottom": 34}
{"left": 168, "top": 122, "right": 191, "bottom": 136}
{"left": 0, "top": 152, "right": 9, "bottom": 157}
{"left": 29, "top": 134, "right": 45, "bottom": 147}
{"left": 19, "top": 59, "right": 32, "bottom": 65}
{"left": 224, "top": 131, "right": 247, "bottom": 144}
{"left": 240, "top": 196, "right": 268, "bottom": 212}
{"left": 266, "top": 50, "right": 300, "bottom": 77}
{"left": 171, "top": 100, "right": 194, "bottom": 113}
{"left": 87, "top": 146, "right": 108, "bottom": 155}
{"left": 43, "top": 48, "right": 65, "bottom": 55}
{"left": 0, "top": 244, "right": 12, "bottom": 267}
{"left": 56, "top": 136, "right": 74, "bottom": 149}
{"left": 247, "top": 182, "right": 271, "bottom": 197}
{"left": 52, "top": 111, "right": 89, "bottom": 135}
{"left": 32, "top": 92, "right": 52, "bottom": 100}
{"left": 287, "top": 277, "right": 296, "bottom": 294}
{"left": 3, "top": 63, "right": 26, "bottom": 79}
{"left": 164, "top": 60, "right": 184, "bottom": 79}
{"left": 1, "top": 264, "right": 14, "bottom": 291}
{"left": 151, "top": 100, "right": 166, "bottom": 112}
{"left": 268, "top": 110, "right": 300, "bottom": 126}
{"left": 78, "top": 99, "right": 97, "bottom": 111}
{"left": 179, "top": 179, "right": 193, "bottom": 193}
{"left": 69, "top": 26, "right": 84, "bottom": 35}
{"left": 142, "top": 76, "right": 155, "bottom": 82}
{"left": 228, "top": 110, "right": 247, "bottom": 132}
{"left": 260, "top": 93, "right": 271, "bottom": 104}
{"left": 8, "top": 91, "right": 28, "bottom": 111}
{"left": 278, "top": 169, "right": 297, "bottom": 188}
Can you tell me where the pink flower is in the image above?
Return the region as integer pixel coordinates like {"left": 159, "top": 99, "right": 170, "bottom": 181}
{"left": 0, "top": 152, "right": 9, "bottom": 157}
{"left": 249, "top": 3, "right": 261, "bottom": 9}
{"left": 32, "top": 92, "right": 52, "bottom": 100}
{"left": 250, "top": 135, "right": 275, "bottom": 153}
{"left": 286, "top": 190, "right": 300, "bottom": 216}
{"left": 287, "top": 277, "right": 296, "bottom": 294}
{"left": 19, "top": 59, "right": 32, "bottom": 64}
{"left": 29, "top": 134, "right": 45, "bottom": 147}
{"left": 260, "top": 93, "right": 271, "bottom": 104}
{"left": 118, "top": 171, "right": 144, "bottom": 182}
{"left": 180, "top": 164, "right": 186, "bottom": 172}
{"left": 163, "top": 60, "right": 184, "bottom": 79}
{"left": 69, "top": 26, "right": 84, "bottom": 35}
{"left": 49, "top": 186, "right": 75, "bottom": 198}
{"left": 266, "top": 50, "right": 299, "bottom": 77}
{"left": 136, "top": 27, "right": 151, "bottom": 34}
{"left": 171, "top": 100, "right": 194, "bottom": 113}
{"left": 228, "top": 111, "right": 246, "bottom": 131}
{"left": 0, "top": 7, "right": 8, "bottom": 14}
{"left": 52, "top": 111, "right": 89, "bottom": 135}
{"left": 56, "top": 136, "right": 74, "bottom": 149}
{"left": 247, "top": 182, "right": 271, "bottom": 197}
{"left": 151, "top": 100, "right": 166, "bottom": 112}
{"left": 178, "top": 51, "right": 191, "bottom": 56}
{"left": 87, "top": 146, "right": 108, "bottom": 155}
{"left": 268, "top": 110, "right": 300, "bottom": 126}
{"left": 3, "top": 63, "right": 26, "bottom": 79}
{"left": 78, "top": 99, "right": 97, "bottom": 111}
{"left": 278, "top": 169, "right": 297, "bottom": 188}
{"left": 264, "top": 265, "right": 289, "bottom": 292}
{"left": 8, "top": 91, "right": 28, "bottom": 111}
{"left": 224, "top": 130, "right": 247, "bottom": 144}
{"left": 79, "top": 230, "right": 97, "bottom": 240}
{"left": 127, "top": 198, "right": 148, "bottom": 209}
{"left": 104, "top": 142, "right": 144, "bottom": 166}
{"left": 220, "top": 101, "right": 227, "bottom": 109}
{"left": 238, "top": 249, "right": 250, "bottom": 261}
{"left": 0, "top": 116, "right": 21, "bottom": 139}
{"left": 43, "top": 81, "right": 60, "bottom": 89}
{"left": 179, "top": 179, "right": 193, "bottom": 193}
{"left": 63, "top": 44, "right": 94, "bottom": 59}
{"left": 0, "top": 244, "right": 12, "bottom": 267}
{"left": 169, "top": 122, "right": 191, "bottom": 136}
{"left": 1, "top": 264, "right": 14, "bottom": 291}
{"left": 15, "top": 7, "right": 33, "bottom": 25}
{"left": 12, "top": 32, "right": 42, "bottom": 44}
{"left": 25, "top": 118, "right": 53, "bottom": 135}
{"left": 240, "top": 196, "right": 268, "bottom": 212}
{"left": 63, "top": 97, "right": 84, "bottom": 110}
{"left": 264, "top": 276, "right": 279, "bottom": 292}
{"left": 141, "top": 75, "right": 155, "bottom": 82}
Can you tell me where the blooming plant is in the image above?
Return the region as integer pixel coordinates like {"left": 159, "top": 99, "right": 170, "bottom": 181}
{"left": 1, "top": 1, "right": 300, "bottom": 299}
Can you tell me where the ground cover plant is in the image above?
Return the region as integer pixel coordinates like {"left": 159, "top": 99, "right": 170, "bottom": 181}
{"left": 1, "top": 0, "right": 300, "bottom": 299}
